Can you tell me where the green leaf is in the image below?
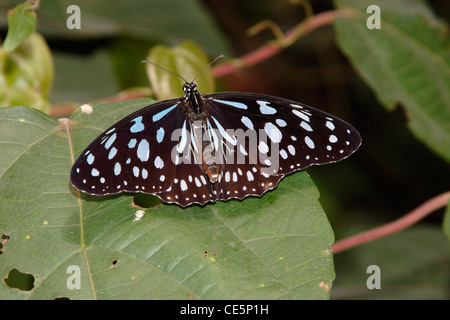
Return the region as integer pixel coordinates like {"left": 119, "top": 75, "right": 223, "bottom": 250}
{"left": 146, "top": 41, "right": 216, "bottom": 100}
{"left": 0, "top": 33, "right": 54, "bottom": 113}
{"left": 0, "top": 102, "right": 335, "bottom": 299}
{"left": 2, "top": 0, "right": 231, "bottom": 57}
{"left": 3, "top": 2, "right": 37, "bottom": 52}
{"left": 334, "top": 0, "right": 450, "bottom": 162}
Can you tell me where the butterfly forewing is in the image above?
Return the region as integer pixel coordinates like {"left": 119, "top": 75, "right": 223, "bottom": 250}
{"left": 71, "top": 98, "right": 183, "bottom": 195}
{"left": 205, "top": 92, "right": 361, "bottom": 170}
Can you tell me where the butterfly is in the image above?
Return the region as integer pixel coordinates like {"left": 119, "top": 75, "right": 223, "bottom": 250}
{"left": 70, "top": 57, "right": 361, "bottom": 207}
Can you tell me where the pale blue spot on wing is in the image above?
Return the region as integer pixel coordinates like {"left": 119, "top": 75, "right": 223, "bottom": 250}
{"left": 128, "top": 138, "right": 137, "bottom": 148}
{"left": 241, "top": 116, "right": 254, "bottom": 130}
{"left": 211, "top": 116, "right": 237, "bottom": 146}
{"left": 292, "top": 109, "right": 310, "bottom": 122}
{"left": 206, "top": 119, "right": 219, "bottom": 151}
{"left": 257, "top": 100, "right": 276, "bottom": 115}
{"left": 176, "top": 121, "right": 188, "bottom": 153}
{"left": 300, "top": 121, "right": 313, "bottom": 132}
{"left": 91, "top": 168, "right": 100, "bottom": 176}
{"left": 264, "top": 122, "right": 282, "bottom": 143}
{"left": 108, "top": 147, "right": 118, "bottom": 160}
{"left": 133, "top": 166, "right": 139, "bottom": 177}
{"left": 276, "top": 119, "right": 287, "bottom": 127}
{"left": 154, "top": 156, "right": 164, "bottom": 169}
{"left": 130, "top": 116, "right": 145, "bottom": 133}
{"left": 326, "top": 121, "right": 335, "bottom": 131}
{"left": 213, "top": 99, "right": 248, "bottom": 110}
{"left": 104, "top": 133, "right": 117, "bottom": 149}
{"left": 114, "top": 162, "right": 121, "bottom": 176}
{"left": 156, "top": 127, "right": 165, "bottom": 143}
{"left": 137, "top": 139, "right": 150, "bottom": 162}
{"left": 153, "top": 104, "right": 177, "bottom": 122}
{"left": 86, "top": 153, "right": 95, "bottom": 165}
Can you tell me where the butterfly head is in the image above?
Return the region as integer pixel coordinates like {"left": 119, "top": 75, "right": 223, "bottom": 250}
{"left": 182, "top": 82, "right": 203, "bottom": 113}
{"left": 183, "top": 82, "right": 199, "bottom": 94}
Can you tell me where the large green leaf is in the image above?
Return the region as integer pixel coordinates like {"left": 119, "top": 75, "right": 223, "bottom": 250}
{"left": 334, "top": 0, "right": 450, "bottom": 162}
{"left": 0, "top": 102, "right": 335, "bottom": 299}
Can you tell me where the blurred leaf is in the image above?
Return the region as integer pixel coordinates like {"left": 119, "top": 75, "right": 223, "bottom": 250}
{"left": 334, "top": 0, "right": 450, "bottom": 162}
{"left": 0, "top": 33, "right": 53, "bottom": 113}
{"left": 3, "top": 2, "right": 37, "bottom": 52}
{"left": 2, "top": 0, "right": 231, "bottom": 57}
{"left": 332, "top": 225, "right": 450, "bottom": 299}
{"left": 50, "top": 49, "right": 118, "bottom": 103}
{"left": 443, "top": 201, "right": 450, "bottom": 240}
{"left": 0, "top": 102, "right": 335, "bottom": 299}
{"left": 146, "top": 41, "right": 215, "bottom": 100}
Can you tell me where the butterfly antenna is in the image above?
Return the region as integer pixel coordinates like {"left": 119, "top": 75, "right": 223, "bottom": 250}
{"left": 141, "top": 60, "right": 188, "bottom": 83}
{"left": 192, "top": 55, "right": 224, "bottom": 82}
{"left": 142, "top": 55, "right": 224, "bottom": 84}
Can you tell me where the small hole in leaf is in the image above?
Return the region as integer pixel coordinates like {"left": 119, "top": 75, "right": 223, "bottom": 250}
{"left": 4, "top": 268, "right": 35, "bottom": 291}
{"left": 133, "top": 194, "right": 161, "bottom": 208}
{"left": 1, "top": 233, "right": 11, "bottom": 255}
{"left": 1, "top": 233, "right": 10, "bottom": 242}
{"left": 112, "top": 259, "right": 118, "bottom": 266}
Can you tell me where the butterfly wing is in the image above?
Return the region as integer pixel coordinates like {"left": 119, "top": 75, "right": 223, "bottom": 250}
{"left": 71, "top": 98, "right": 184, "bottom": 196}
{"left": 197, "top": 92, "right": 361, "bottom": 201}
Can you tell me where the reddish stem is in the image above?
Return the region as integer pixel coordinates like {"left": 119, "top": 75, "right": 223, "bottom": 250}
{"left": 332, "top": 191, "right": 450, "bottom": 254}
{"left": 212, "top": 10, "right": 349, "bottom": 78}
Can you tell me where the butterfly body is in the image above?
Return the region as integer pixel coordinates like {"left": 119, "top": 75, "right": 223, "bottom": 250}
{"left": 71, "top": 82, "right": 361, "bottom": 207}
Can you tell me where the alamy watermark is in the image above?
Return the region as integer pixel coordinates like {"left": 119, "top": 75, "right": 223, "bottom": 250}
{"left": 366, "top": 265, "right": 381, "bottom": 289}
{"left": 169, "top": 121, "right": 280, "bottom": 176}
{"left": 66, "top": 265, "right": 81, "bottom": 289}
{"left": 366, "top": 5, "right": 381, "bottom": 30}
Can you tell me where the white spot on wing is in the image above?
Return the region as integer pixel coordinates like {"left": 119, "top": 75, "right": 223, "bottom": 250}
{"left": 137, "top": 139, "right": 150, "bottom": 162}
{"left": 154, "top": 156, "right": 164, "bottom": 169}
{"left": 114, "top": 163, "right": 121, "bottom": 176}
{"left": 305, "top": 136, "right": 315, "bottom": 149}
{"left": 292, "top": 109, "right": 310, "bottom": 122}
{"left": 180, "top": 179, "right": 188, "bottom": 191}
{"left": 300, "top": 121, "right": 313, "bottom": 132}
{"left": 326, "top": 120, "right": 335, "bottom": 131}
{"left": 241, "top": 116, "right": 254, "bottom": 130}
{"left": 257, "top": 100, "right": 276, "bottom": 115}
{"left": 329, "top": 135, "right": 338, "bottom": 143}
{"left": 264, "top": 122, "right": 282, "bottom": 143}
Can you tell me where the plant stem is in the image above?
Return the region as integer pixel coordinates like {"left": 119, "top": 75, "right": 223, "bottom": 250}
{"left": 212, "top": 9, "right": 353, "bottom": 78}
{"left": 332, "top": 191, "right": 450, "bottom": 254}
